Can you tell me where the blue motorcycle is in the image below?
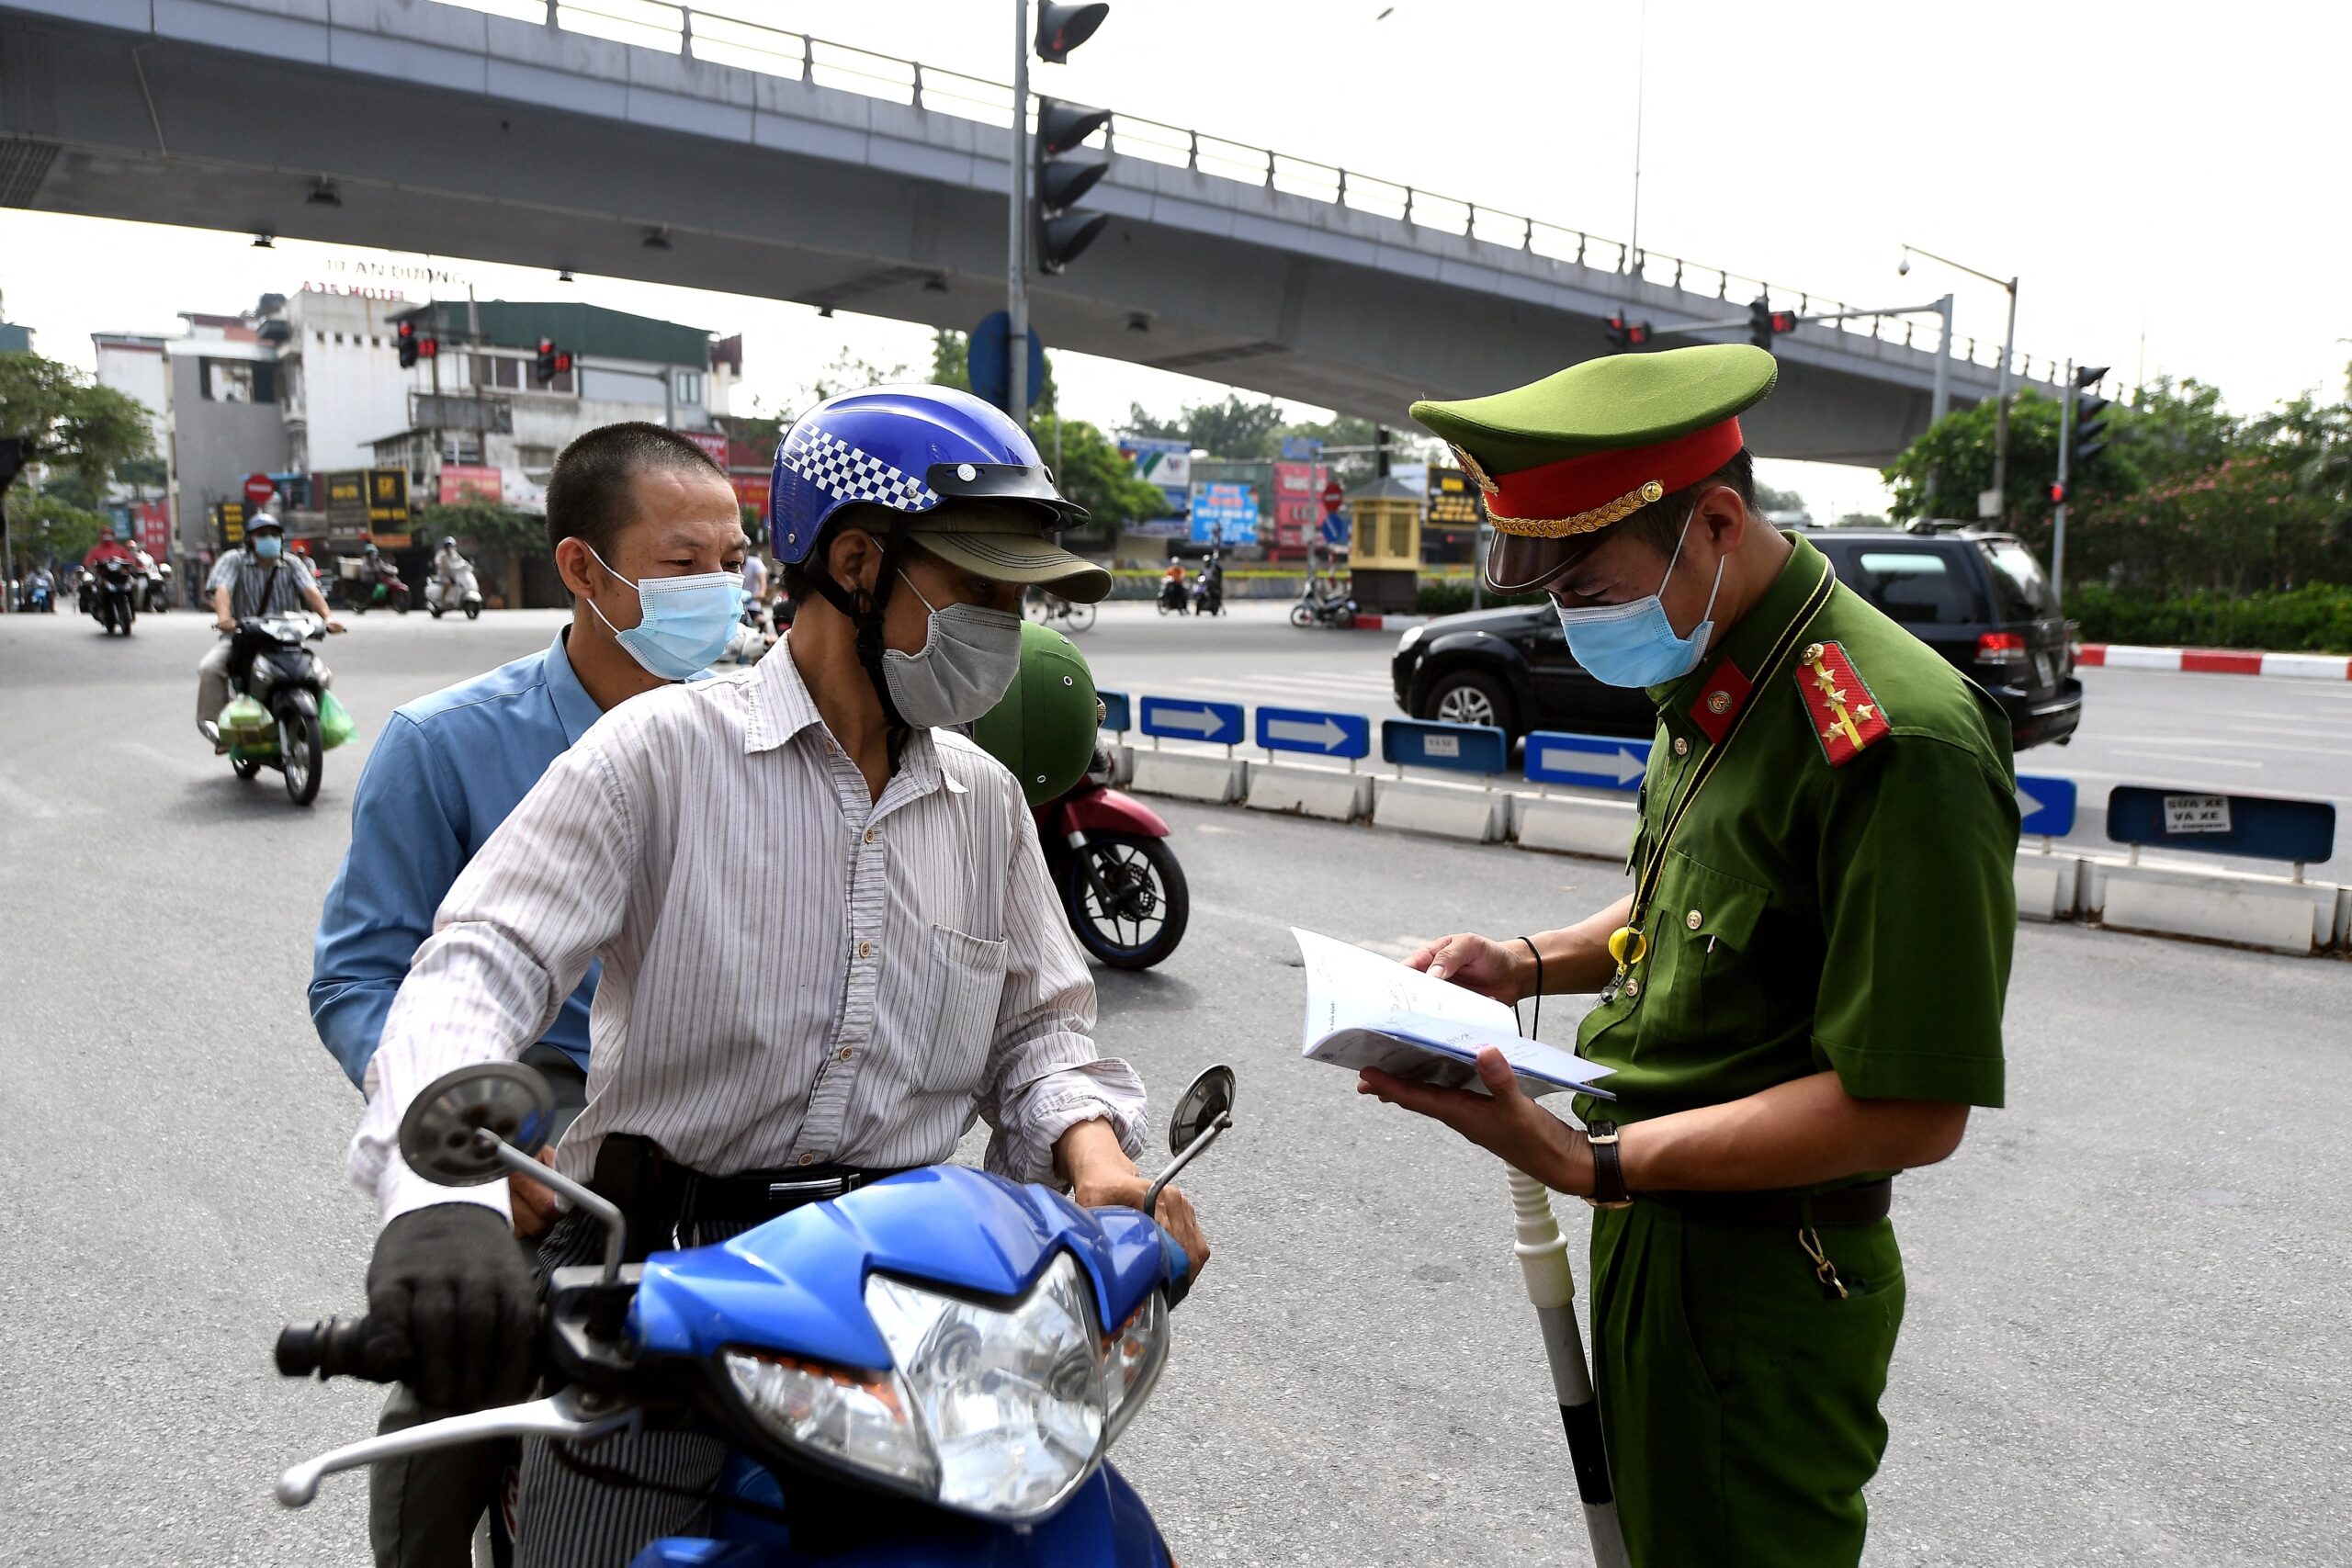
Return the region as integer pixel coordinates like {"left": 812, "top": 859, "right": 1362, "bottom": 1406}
{"left": 275, "top": 1059, "right": 1234, "bottom": 1566}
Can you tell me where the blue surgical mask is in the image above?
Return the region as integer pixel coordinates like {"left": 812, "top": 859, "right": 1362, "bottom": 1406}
{"left": 584, "top": 544, "right": 743, "bottom": 681}
{"left": 252, "top": 535, "right": 284, "bottom": 559}
{"left": 1554, "top": 511, "right": 1724, "bottom": 689}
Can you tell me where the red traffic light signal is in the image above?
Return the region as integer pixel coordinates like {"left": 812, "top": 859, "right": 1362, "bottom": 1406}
{"left": 1035, "top": 2, "right": 1109, "bottom": 62}
{"left": 1604, "top": 314, "right": 1652, "bottom": 350}
{"left": 2048, "top": 481, "right": 2066, "bottom": 504}
{"left": 397, "top": 320, "right": 418, "bottom": 368}
{"left": 417, "top": 337, "right": 437, "bottom": 359}
{"left": 553, "top": 351, "right": 572, "bottom": 374}
{"left": 1769, "top": 310, "right": 1797, "bottom": 334}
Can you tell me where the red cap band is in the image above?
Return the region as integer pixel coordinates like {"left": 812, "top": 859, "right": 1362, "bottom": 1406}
{"left": 1487, "top": 417, "right": 1746, "bottom": 535}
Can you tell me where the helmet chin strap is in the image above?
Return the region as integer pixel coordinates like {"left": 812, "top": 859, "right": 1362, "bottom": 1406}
{"left": 806, "top": 529, "right": 911, "bottom": 757}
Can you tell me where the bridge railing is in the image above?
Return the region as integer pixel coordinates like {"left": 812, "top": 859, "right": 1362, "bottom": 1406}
{"left": 429, "top": 0, "right": 2069, "bottom": 389}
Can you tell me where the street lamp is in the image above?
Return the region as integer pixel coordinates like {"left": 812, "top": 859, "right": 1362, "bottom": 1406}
{"left": 1900, "top": 243, "right": 2018, "bottom": 522}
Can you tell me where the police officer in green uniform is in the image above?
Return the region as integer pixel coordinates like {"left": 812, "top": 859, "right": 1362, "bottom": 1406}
{"left": 1360, "top": 344, "right": 2018, "bottom": 1567}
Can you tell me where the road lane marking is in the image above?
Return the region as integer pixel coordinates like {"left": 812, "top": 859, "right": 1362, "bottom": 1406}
{"left": 2106, "top": 748, "right": 2263, "bottom": 769}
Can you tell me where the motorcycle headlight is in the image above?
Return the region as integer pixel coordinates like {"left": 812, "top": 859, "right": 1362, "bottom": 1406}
{"left": 721, "top": 1251, "right": 1171, "bottom": 1521}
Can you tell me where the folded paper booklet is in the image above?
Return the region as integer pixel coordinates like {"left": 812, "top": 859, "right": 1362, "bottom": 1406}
{"left": 1291, "top": 928, "right": 1615, "bottom": 1100}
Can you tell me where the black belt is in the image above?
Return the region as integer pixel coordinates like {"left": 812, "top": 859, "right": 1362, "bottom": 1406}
{"left": 588, "top": 1133, "right": 912, "bottom": 1256}
{"left": 1639, "top": 1179, "right": 1893, "bottom": 1228}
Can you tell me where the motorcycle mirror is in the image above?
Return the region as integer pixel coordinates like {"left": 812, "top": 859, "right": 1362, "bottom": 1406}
{"left": 1143, "top": 1064, "right": 1234, "bottom": 1215}
{"left": 396, "top": 1062, "right": 556, "bottom": 1186}
{"left": 1168, "top": 1064, "right": 1235, "bottom": 1156}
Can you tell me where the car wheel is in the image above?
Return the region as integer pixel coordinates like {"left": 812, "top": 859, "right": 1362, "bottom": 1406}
{"left": 1425, "top": 670, "right": 1515, "bottom": 736}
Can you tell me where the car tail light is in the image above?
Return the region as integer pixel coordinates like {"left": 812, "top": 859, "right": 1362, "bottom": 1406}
{"left": 1974, "top": 631, "right": 2028, "bottom": 665}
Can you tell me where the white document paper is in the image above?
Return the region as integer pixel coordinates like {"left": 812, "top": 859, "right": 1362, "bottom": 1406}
{"left": 1291, "top": 928, "right": 1615, "bottom": 1100}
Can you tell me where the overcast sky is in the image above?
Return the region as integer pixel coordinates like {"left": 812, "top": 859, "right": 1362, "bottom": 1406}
{"left": 3, "top": 0, "right": 2343, "bottom": 521}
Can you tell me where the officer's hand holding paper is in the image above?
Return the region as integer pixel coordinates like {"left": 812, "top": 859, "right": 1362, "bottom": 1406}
{"left": 1290, "top": 928, "right": 1613, "bottom": 1100}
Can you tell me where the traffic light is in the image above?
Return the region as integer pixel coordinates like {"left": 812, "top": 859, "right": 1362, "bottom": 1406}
{"left": 417, "top": 336, "right": 437, "bottom": 360}
{"left": 2048, "top": 480, "right": 2066, "bottom": 504}
{"left": 1035, "top": 98, "right": 1112, "bottom": 274}
{"left": 1034, "top": 3, "right": 1109, "bottom": 62}
{"left": 536, "top": 338, "right": 560, "bottom": 386}
{"left": 1603, "top": 314, "right": 1652, "bottom": 351}
{"left": 1747, "top": 297, "right": 1797, "bottom": 349}
{"left": 2070, "top": 365, "right": 2111, "bottom": 468}
{"left": 397, "top": 321, "right": 418, "bottom": 369}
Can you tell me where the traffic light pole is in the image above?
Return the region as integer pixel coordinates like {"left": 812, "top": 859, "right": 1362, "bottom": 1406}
{"left": 2052, "top": 357, "right": 2075, "bottom": 613}
{"left": 1007, "top": 0, "right": 1031, "bottom": 427}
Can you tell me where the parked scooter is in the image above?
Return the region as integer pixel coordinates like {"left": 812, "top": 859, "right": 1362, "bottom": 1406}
{"left": 425, "top": 558, "right": 483, "bottom": 620}
{"left": 89, "top": 557, "right": 140, "bottom": 636}
{"left": 213, "top": 613, "right": 347, "bottom": 807}
{"left": 1288, "top": 577, "right": 1357, "bottom": 630}
{"left": 274, "top": 1057, "right": 1234, "bottom": 1568}
{"left": 1035, "top": 743, "right": 1190, "bottom": 969}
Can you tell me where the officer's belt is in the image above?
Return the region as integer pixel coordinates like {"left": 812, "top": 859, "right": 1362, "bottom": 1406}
{"left": 588, "top": 1132, "right": 913, "bottom": 1257}
{"left": 1639, "top": 1179, "right": 1892, "bottom": 1227}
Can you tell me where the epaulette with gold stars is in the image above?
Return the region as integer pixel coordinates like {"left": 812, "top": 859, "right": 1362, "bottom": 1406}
{"left": 1795, "top": 640, "right": 1890, "bottom": 767}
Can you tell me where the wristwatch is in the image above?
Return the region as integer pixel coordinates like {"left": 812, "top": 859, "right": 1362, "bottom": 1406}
{"left": 1584, "top": 1120, "right": 1633, "bottom": 1210}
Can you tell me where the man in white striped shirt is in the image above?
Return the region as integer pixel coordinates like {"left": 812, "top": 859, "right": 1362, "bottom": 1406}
{"left": 350, "top": 386, "right": 1204, "bottom": 1562}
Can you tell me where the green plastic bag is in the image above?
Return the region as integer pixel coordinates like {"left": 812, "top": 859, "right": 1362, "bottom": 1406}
{"left": 320, "top": 691, "right": 357, "bottom": 750}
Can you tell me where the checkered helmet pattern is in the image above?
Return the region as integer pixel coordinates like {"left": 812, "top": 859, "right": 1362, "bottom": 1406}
{"left": 769, "top": 384, "right": 1046, "bottom": 564}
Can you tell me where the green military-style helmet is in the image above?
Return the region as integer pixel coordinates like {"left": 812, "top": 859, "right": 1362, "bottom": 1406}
{"left": 970, "top": 620, "right": 1100, "bottom": 806}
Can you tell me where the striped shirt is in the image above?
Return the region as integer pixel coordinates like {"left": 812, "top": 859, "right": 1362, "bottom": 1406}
{"left": 351, "top": 638, "right": 1145, "bottom": 1224}
{"left": 206, "top": 547, "right": 317, "bottom": 619}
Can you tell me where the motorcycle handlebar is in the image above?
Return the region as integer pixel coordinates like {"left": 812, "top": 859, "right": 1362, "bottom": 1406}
{"left": 277, "top": 1315, "right": 403, "bottom": 1383}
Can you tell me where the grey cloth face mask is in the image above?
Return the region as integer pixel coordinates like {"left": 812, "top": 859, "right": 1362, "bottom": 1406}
{"left": 881, "top": 571, "right": 1023, "bottom": 728}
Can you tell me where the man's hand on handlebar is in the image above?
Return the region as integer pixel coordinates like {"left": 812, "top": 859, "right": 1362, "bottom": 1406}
{"left": 1071, "top": 1168, "right": 1210, "bottom": 1280}
{"left": 364, "top": 1203, "right": 538, "bottom": 1410}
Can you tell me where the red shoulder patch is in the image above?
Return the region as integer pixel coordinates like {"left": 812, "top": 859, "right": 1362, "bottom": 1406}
{"left": 1795, "top": 641, "right": 1891, "bottom": 767}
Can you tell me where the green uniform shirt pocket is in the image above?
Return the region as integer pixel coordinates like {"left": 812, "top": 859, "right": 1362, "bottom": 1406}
{"left": 1642, "top": 852, "right": 1772, "bottom": 1055}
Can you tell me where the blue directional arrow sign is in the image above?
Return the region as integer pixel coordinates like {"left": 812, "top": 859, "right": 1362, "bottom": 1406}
{"left": 1096, "top": 689, "right": 1132, "bottom": 734}
{"left": 1255, "top": 706, "right": 1371, "bottom": 760}
{"left": 1524, "top": 731, "right": 1652, "bottom": 794}
{"left": 2012, "top": 773, "right": 2077, "bottom": 838}
{"left": 1138, "top": 696, "right": 1244, "bottom": 747}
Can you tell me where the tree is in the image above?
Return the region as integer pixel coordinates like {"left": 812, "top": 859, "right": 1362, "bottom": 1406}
{"left": 7, "top": 491, "right": 107, "bottom": 570}
{"left": 0, "top": 351, "right": 155, "bottom": 509}
{"left": 1834, "top": 511, "right": 1886, "bottom": 527}
{"left": 414, "top": 500, "right": 547, "bottom": 561}
{"left": 1030, "top": 414, "right": 1169, "bottom": 530}
{"left": 1754, "top": 481, "right": 1808, "bottom": 514}
{"left": 1125, "top": 393, "right": 1285, "bottom": 460}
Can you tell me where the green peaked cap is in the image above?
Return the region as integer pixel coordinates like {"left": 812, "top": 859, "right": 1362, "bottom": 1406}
{"left": 1409, "top": 344, "right": 1779, "bottom": 477}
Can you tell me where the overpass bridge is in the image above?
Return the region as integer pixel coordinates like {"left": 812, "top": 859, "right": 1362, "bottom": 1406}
{"left": 0, "top": 0, "right": 2061, "bottom": 463}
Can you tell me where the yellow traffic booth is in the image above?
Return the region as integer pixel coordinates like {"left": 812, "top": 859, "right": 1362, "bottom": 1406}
{"left": 1346, "top": 475, "right": 1423, "bottom": 614}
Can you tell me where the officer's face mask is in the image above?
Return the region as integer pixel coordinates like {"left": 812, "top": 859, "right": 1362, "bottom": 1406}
{"left": 882, "top": 570, "right": 1023, "bottom": 729}
{"left": 252, "top": 535, "right": 284, "bottom": 560}
{"left": 582, "top": 542, "right": 743, "bottom": 681}
{"left": 1553, "top": 508, "right": 1724, "bottom": 689}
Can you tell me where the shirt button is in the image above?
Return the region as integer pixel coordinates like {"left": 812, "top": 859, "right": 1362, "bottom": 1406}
{"left": 839, "top": 1046, "right": 855, "bottom": 1062}
{"left": 1672, "top": 736, "right": 1690, "bottom": 757}
{"left": 1623, "top": 976, "right": 1642, "bottom": 999}
{"left": 857, "top": 940, "right": 873, "bottom": 959}
{"left": 1686, "top": 908, "right": 1702, "bottom": 930}
{"left": 797, "top": 1152, "right": 816, "bottom": 1167}
{"left": 864, "top": 829, "right": 876, "bottom": 844}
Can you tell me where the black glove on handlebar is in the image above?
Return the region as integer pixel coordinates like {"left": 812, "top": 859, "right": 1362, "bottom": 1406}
{"left": 364, "top": 1203, "right": 537, "bottom": 1412}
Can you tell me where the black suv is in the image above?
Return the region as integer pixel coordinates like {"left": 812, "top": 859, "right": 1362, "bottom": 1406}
{"left": 1392, "top": 526, "right": 2083, "bottom": 750}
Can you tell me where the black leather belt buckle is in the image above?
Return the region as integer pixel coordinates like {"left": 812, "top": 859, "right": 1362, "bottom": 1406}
{"left": 764, "top": 1176, "right": 853, "bottom": 1201}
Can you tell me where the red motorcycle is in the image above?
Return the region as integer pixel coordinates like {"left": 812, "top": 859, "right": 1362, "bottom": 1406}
{"left": 1035, "top": 748, "right": 1189, "bottom": 969}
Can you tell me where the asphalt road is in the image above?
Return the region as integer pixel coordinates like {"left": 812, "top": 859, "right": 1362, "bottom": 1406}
{"left": 1, "top": 605, "right": 2346, "bottom": 1566}
{"left": 1082, "top": 600, "right": 2352, "bottom": 879}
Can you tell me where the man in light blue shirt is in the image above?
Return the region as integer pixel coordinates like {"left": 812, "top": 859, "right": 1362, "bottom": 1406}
{"left": 307, "top": 420, "right": 748, "bottom": 1568}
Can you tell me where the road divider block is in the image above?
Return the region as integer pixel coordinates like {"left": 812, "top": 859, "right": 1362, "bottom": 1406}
{"left": 1247, "top": 762, "right": 1374, "bottom": 823}
{"left": 1514, "top": 794, "right": 1639, "bottom": 860}
{"left": 1373, "top": 776, "right": 1510, "bottom": 842}
{"left": 2013, "top": 850, "right": 2082, "bottom": 922}
{"left": 2084, "top": 860, "right": 2336, "bottom": 955}
{"left": 1128, "top": 750, "right": 1248, "bottom": 806}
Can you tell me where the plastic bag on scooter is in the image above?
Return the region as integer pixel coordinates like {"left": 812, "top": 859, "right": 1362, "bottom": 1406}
{"left": 319, "top": 691, "right": 357, "bottom": 750}
{"left": 219, "top": 694, "right": 273, "bottom": 747}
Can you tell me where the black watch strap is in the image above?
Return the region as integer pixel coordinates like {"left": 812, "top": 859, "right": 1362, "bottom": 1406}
{"left": 1585, "top": 1119, "right": 1634, "bottom": 1210}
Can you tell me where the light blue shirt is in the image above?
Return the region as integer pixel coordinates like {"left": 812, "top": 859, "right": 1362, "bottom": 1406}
{"left": 310, "top": 630, "right": 606, "bottom": 1087}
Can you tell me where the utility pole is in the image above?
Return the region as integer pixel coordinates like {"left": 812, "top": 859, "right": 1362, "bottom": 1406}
{"left": 2053, "top": 356, "right": 2073, "bottom": 610}
{"left": 1626, "top": 0, "right": 1646, "bottom": 276}
{"left": 1007, "top": 0, "right": 1031, "bottom": 427}
{"left": 1900, "top": 245, "right": 2017, "bottom": 521}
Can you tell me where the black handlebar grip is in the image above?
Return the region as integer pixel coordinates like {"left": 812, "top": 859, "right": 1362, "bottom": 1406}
{"left": 276, "top": 1315, "right": 392, "bottom": 1382}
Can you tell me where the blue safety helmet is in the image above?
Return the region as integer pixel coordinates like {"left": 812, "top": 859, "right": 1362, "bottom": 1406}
{"left": 768, "top": 384, "right": 1085, "bottom": 565}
